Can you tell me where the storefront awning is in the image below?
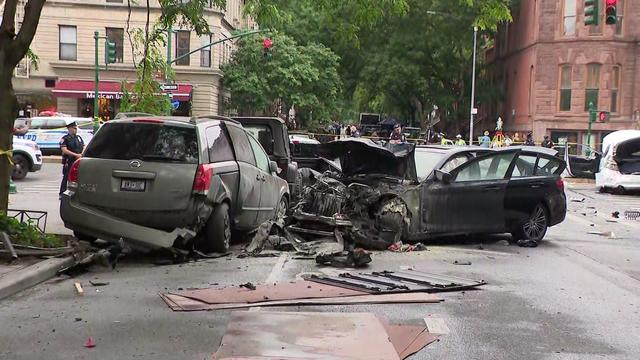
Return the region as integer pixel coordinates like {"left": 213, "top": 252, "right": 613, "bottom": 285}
{"left": 51, "top": 80, "right": 192, "bottom": 101}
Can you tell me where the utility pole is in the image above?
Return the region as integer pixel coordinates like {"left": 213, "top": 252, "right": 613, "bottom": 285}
{"left": 94, "top": 31, "right": 100, "bottom": 133}
{"left": 586, "top": 101, "right": 596, "bottom": 156}
{"left": 469, "top": 26, "right": 478, "bottom": 145}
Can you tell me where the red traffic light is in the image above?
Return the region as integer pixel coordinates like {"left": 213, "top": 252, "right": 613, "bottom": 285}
{"left": 262, "top": 38, "right": 273, "bottom": 50}
{"left": 598, "top": 111, "right": 610, "bottom": 122}
{"left": 606, "top": 0, "right": 616, "bottom": 5}
{"left": 605, "top": 0, "right": 617, "bottom": 24}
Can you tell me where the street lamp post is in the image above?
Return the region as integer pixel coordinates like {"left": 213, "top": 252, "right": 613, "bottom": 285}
{"left": 469, "top": 26, "right": 478, "bottom": 145}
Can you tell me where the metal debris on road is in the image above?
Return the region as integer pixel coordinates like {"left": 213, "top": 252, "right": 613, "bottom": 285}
{"left": 239, "top": 282, "right": 256, "bottom": 291}
{"left": 570, "top": 198, "right": 586, "bottom": 202}
{"left": 89, "top": 281, "right": 109, "bottom": 287}
{"left": 453, "top": 260, "right": 472, "bottom": 265}
{"left": 625, "top": 209, "right": 640, "bottom": 220}
{"left": 388, "top": 241, "right": 428, "bottom": 252}
{"left": 83, "top": 337, "right": 96, "bottom": 348}
{"left": 612, "top": 211, "right": 620, "bottom": 218}
{"left": 315, "top": 248, "right": 372, "bottom": 268}
{"left": 74, "top": 282, "right": 84, "bottom": 295}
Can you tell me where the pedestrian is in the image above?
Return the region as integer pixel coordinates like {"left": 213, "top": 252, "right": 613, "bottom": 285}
{"left": 389, "top": 123, "right": 406, "bottom": 144}
{"left": 59, "top": 121, "right": 85, "bottom": 199}
{"left": 350, "top": 125, "right": 361, "bottom": 138}
{"left": 541, "top": 135, "right": 554, "bottom": 149}
{"left": 504, "top": 134, "right": 513, "bottom": 146}
{"left": 345, "top": 124, "right": 352, "bottom": 137}
{"left": 524, "top": 132, "right": 535, "bottom": 146}
{"left": 513, "top": 132, "right": 521, "bottom": 145}
{"left": 455, "top": 134, "right": 466, "bottom": 146}
{"left": 479, "top": 130, "right": 491, "bottom": 148}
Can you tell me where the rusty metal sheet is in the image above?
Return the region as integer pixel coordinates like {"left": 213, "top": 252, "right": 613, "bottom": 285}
{"left": 171, "top": 281, "right": 365, "bottom": 305}
{"left": 213, "top": 311, "right": 400, "bottom": 360}
{"left": 382, "top": 324, "right": 440, "bottom": 359}
{"left": 308, "top": 269, "right": 486, "bottom": 294}
{"left": 161, "top": 292, "right": 442, "bottom": 312}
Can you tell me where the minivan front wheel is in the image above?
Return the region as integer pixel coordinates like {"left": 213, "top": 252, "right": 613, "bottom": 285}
{"left": 200, "top": 203, "right": 231, "bottom": 254}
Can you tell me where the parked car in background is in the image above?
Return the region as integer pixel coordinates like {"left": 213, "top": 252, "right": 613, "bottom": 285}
{"left": 14, "top": 117, "right": 95, "bottom": 154}
{"left": 60, "top": 116, "right": 289, "bottom": 253}
{"left": 596, "top": 130, "right": 640, "bottom": 194}
{"left": 290, "top": 134, "right": 321, "bottom": 169}
{"left": 233, "top": 117, "right": 302, "bottom": 200}
{"left": 11, "top": 137, "right": 43, "bottom": 180}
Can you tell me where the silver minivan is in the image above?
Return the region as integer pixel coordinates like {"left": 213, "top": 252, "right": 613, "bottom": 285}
{"left": 60, "top": 116, "right": 289, "bottom": 253}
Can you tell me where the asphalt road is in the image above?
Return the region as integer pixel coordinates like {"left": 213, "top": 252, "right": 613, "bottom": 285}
{"left": 1, "top": 177, "right": 639, "bottom": 360}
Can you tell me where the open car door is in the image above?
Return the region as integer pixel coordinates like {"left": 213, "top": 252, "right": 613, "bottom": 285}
{"left": 421, "top": 149, "right": 520, "bottom": 235}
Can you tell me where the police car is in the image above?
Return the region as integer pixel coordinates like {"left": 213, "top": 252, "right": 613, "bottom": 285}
{"left": 12, "top": 136, "right": 43, "bottom": 180}
{"left": 15, "top": 117, "right": 95, "bottom": 153}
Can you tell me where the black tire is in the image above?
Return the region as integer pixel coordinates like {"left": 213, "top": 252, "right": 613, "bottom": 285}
{"left": 199, "top": 203, "right": 231, "bottom": 253}
{"left": 275, "top": 196, "right": 288, "bottom": 221}
{"left": 519, "top": 204, "right": 549, "bottom": 242}
{"left": 73, "top": 231, "right": 97, "bottom": 244}
{"left": 292, "top": 171, "right": 303, "bottom": 204}
{"left": 613, "top": 186, "right": 626, "bottom": 195}
{"left": 11, "top": 154, "right": 29, "bottom": 180}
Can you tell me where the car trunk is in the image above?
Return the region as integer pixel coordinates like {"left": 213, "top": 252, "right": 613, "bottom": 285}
{"left": 79, "top": 121, "right": 199, "bottom": 212}
{"left": 613, "top": 137, "right": 640, "bottom": 175}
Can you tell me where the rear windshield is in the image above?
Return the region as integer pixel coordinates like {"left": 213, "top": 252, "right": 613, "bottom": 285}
{"left": 85, "top": 122, "right": 199, "bottom": 163}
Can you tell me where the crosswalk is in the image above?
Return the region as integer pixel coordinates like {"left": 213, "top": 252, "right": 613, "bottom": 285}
{"left": 14, "top": 178, "right": 60, "bottom": 194}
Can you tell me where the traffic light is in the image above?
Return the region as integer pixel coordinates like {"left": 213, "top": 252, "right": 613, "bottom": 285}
{"left": 262, "top": 38, "right": 273, "bottom": 58}
{"left": 584, "top": 0, "right": 599, "bottom": 26}
{"left": 105, "top": 40, "right": 117, "bottom": 64}
{"left": 598, "top": 111, "right": 610, "bottom": 122}
{"left": 605, "top": 0, "right": 617, "bottom": 25}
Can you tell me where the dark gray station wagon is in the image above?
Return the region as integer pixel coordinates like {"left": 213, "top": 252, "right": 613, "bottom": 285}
{"left": 60, "top": 116, "right": 289, "bottom": 253}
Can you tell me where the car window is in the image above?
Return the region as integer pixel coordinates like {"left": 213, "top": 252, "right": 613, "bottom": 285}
{"left": 290, "top": 142, "right": 318, "bottom": 157}
{"left": 441, "top": 154, "right": 469, "bottom": 173}
{"left": 227, "top": 125, "right": 256, "bottom": 166}
{"left": 244, "top": 124, "right": 274, "bottom": 155}
{"left": 414, "top": 150, "right": 446, "bottom": 181}
{"left": 84, "top": 123, "right": 199, "bottom": 163}
{"left": 28, "top": 118, "right": 47, "bottom": 129}
{"left": 454, "top": 152, "right": 516, "bottom": 182}
{"left": 512, "top": 154, "right": 537, "bottom": 177}
{"left": 206, "top": 126, "right": 234, "bottom": 163}
{"left": 536, "top": 157, "right": 562, "bottom": 176}
{"left": 248, "top": 134, "right": 270, "bottom": 173}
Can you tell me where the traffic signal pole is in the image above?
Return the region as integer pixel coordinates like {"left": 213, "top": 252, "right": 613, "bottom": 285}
{"left": 587, "top": 102, "right": 596, "bottom": 156}
{"left": 94, "top": 31, "right": 100, "bottom": 131}
{"left": 168, "top": 28, "right": 270, "bottom": 65}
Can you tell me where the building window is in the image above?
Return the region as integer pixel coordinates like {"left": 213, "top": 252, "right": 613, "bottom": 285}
{"left": 615, "top": 0, "right": 624, "bottom": 35}
{"left": 611, "top": 65, "right": 620, "bottom": 113}
{"left": 59, "top": 25, "right": 77, "bottom": 61}
{"left": 175, "top": 31, "right": 190, "bottom": 66}
{"left": 200, "top": 34, "right": 211, "bottom": 67}
{"left": 585, "top": 63, "right": 601, "bottom": 111}
{"left": 106, "top": 0, "right": 123, "bottom": 3}
{"left": 563, "top": 0, "right": 576, "bottom": 36}
{"left": 106, "top": 28, "right": 124, "bottom": 63}
{"left": 559, "top": 65, "right": 572, "bottom": 111}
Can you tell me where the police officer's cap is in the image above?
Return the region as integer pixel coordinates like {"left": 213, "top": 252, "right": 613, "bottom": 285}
{"left": 66, "top": 121, "right": 78, "bottom": 128}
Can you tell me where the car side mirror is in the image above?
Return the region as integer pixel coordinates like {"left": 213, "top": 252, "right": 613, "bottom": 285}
{"left": 434, "top": 169, "right": 452, "bottom": 184}
{"left": 269, "top": 160, "right": 279, "bottom": 174}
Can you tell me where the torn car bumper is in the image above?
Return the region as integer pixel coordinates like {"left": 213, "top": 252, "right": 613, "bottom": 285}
{"left": 60, "top": 194, "right": 196, "bottom": 250}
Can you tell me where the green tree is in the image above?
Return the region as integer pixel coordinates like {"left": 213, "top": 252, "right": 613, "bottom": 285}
{"left": 222, "top": 32, "right": 342, "bottom": 128}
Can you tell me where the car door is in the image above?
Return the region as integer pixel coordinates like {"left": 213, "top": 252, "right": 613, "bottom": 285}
{"left": 422, "top": 150, "right": 519, "bottom": 235}
{"left": 504, "top": 152, "right": 541, "bottom": 227}
{"left": 226, "top": 125, "right": 263, "bottom": 230}
{"left": 247, "top": 133, "right": 280, "bottom": 224}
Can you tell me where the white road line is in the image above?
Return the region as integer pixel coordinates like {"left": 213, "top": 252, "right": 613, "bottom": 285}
{"left": 424, "top": 316, "right": 450, "bottom": 335}
{"left": 250, "top": 253, "right": 289, "bottom": 313}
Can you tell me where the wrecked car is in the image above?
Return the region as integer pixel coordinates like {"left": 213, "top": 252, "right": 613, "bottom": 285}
{"left": 596, "top": 130, "right": 640, "bottom": 194}
{"left": 60, "top": 116, "right": 289, "bottom": 253}
{"left": 295, "top": 139, "right": 567, "bottom": 248}
{"left": 561, "top": 144, "right": 601, "bottom": 179}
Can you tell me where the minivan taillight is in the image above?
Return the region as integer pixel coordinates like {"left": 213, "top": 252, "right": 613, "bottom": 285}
{"left": 67, "top": 159, "right": 81, "bottom": 187}
{"left": 555, "top": 178, "right": 564, "bottom": 192}
{"left": 193, "top": 164, "right": 214, "bottom": 195}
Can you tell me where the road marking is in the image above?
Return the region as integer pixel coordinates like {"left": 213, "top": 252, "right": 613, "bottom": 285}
{"left": 250, "top": 253, "right": 289, "bottom": 313}
{"left": 424, "top": 316, "right": 450, "bottom": 334}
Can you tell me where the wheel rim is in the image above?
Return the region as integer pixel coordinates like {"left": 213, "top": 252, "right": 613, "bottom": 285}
{"left": 12, "top": 159, "right": 27, "bottom": 179}
{"left": 523, "top": 205, "right": 547, "bottom": 240}
{"left": 223, "top": 213, "right": 231, "bottom": 248}
{"left": 277, "top": 198, "right": 287, "bottom": 219}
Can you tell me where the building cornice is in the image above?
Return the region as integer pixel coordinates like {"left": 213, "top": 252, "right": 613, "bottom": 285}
{"left": 49, "top": 61, "right": 224, "bottom": 77}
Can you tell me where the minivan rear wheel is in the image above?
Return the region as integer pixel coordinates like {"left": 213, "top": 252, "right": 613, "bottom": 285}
{"left": 200, "top": 203, "right": 231, "bottom": 254}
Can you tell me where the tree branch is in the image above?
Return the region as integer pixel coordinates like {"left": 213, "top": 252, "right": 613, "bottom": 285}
{"left": 11, "top": 0, "right": 46, "bottom": 66}
{"left": 138, "top": 0, "right": 150, "bottom": 101}
{"left": 126, "top": 0, "right": 137, "bottom": 67}
{"left": 1, "top": 0, "right": 18, "bottom": 38}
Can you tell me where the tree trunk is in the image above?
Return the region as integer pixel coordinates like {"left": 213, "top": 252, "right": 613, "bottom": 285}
{"left": 0, "top": 58, "right": 19, "bottom": 213}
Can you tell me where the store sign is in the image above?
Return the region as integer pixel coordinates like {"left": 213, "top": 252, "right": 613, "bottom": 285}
{"left": 161, "top": 84, "right": 178, "bottom": 91}
{"left": 85, "top": 92, "right": 123, "bottom": 100}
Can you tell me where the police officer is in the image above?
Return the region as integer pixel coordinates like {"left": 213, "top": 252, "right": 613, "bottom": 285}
{"left": 59, "top": 121, "right": 84, "bottom": 198}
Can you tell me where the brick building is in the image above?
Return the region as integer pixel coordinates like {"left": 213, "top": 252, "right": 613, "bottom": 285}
{"left": 484, "top": 0, "right": 640, "bottom": 149}
{"left": 12, "top": 0, "right": 254, "bottom": 120}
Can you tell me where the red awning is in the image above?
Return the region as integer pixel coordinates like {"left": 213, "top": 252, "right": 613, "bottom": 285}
{"left": 51, "top": 80, "right": 192, "bottom": 101}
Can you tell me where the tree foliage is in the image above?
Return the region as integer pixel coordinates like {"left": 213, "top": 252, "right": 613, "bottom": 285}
{"left": 222, "top": 32, "right": 342, "bottom": 128}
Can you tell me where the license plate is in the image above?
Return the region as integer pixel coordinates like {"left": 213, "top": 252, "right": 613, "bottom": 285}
{"left": 120, "top": 179, "right": 146, "bottom": 192}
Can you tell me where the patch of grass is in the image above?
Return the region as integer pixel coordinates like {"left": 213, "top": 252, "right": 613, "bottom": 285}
{"left": 0, "top": 214, "right": 65, "bottom": 248}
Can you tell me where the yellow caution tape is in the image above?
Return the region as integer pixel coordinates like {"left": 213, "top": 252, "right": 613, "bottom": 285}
{"left": 0, "top": 150, "right": 14, "bottom": 166}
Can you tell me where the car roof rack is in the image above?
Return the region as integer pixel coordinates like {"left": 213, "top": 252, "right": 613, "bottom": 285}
{"left": 190, "top": 115, "right": 240, "bottom": 125}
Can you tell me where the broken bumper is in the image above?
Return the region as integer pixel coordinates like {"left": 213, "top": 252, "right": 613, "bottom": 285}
{"left": 60, "top": 194, "right": 196, "bottom": 250}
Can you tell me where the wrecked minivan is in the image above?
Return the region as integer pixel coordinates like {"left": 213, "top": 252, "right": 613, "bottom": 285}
{"left": 596, "top": 130, "right": 640, "bottom": 194}
{"left": 60, "top": 116, "right": 289, "bottom": 253}
{"left": 294, "top": 139, "right": 566, "bottom": 248}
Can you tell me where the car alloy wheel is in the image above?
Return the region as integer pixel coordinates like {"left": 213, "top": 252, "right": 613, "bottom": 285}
{"left": 522, "top": 204, "right": 548, "bottom": 242}
{"left": 276, "top": 196, "right": 288, "bottom": 220}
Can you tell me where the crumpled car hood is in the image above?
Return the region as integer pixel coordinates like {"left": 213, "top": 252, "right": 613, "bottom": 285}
{"left": 318, "top": 138, "right": 417, "bottom": 181}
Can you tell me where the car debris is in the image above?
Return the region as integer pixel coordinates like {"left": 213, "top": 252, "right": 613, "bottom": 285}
{"left": 239, "top": 282, "right": 257, "bottom": 291}
{"left": 453, "top": 260, "right": 472, "bottom": 265}
{"left": 83, "top": 337, "right": 96, "bottom": 348}
{"left": 612, "top": 211, "right": 620, "bottom": 218}
{"left": 388, "top": 241, "right": 428, "bottom": 252}
{"left": 625, "top": 210, "right": 640, "bottom": 220}
{"left": 315, "top": 248, "right": 372, "bottom": 268}
{"left": 74, "top": 282, "right": 84, "bottom": 295}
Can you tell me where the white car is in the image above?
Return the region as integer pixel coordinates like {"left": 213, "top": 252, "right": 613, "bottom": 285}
{"left": 14, "top": 117, "right": 95, "bottom": 153}
{"left": 596, "top": 130, "right": 640, "bottom": 194}
{"left": 12, "top": 136, "right": 43, "bottom": 180}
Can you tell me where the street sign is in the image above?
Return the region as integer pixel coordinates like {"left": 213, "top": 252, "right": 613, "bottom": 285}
{"left": 471, "top": 108, "right": 478, "bottom": 115}
{"left": 160, "top": 84, "right": 178, "bottom": 91}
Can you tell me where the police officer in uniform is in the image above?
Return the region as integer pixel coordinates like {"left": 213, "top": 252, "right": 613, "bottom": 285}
{"left": 59, "top": 121, "right": 84, "bottom": 198}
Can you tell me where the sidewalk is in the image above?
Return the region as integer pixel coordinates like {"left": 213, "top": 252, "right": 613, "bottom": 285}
{"left": 42, "top": 155, "right": 62, "bottom": 164}
{"left": 0, "top": 256, "right": 75, "bottom": 300}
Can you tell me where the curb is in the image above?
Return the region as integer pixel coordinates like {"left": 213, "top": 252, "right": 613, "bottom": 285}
{"left": 0, "top": 256, "right": 75, "bottom": 301}
{"left": 42, "top": 156, "right": 62, "bottom": 164}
